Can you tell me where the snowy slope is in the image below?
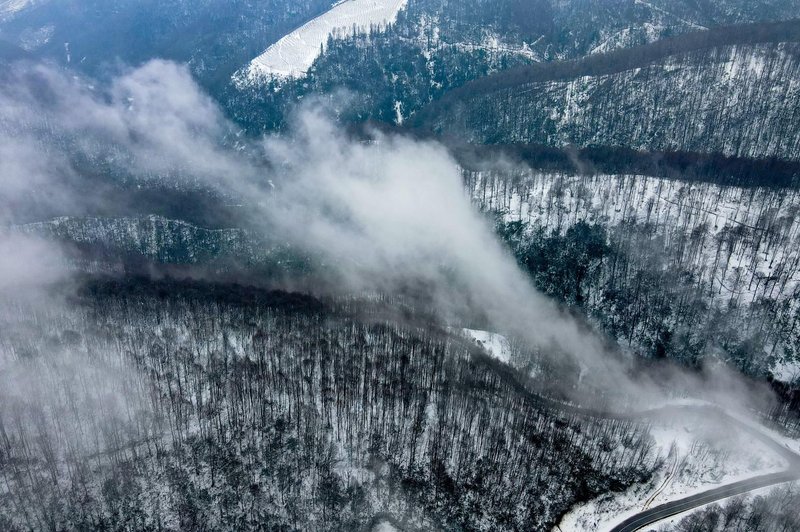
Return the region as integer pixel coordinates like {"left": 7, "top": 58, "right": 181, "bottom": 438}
{"left": 467, "top": 169, "right": 800, "bottom": 382}
{"left": 469, "top": 171, "right": 800, "bottom": 307}
{"left": 240, "top": 0, "right": 408, "bottom": 81}
{"left": 438, "top": 42, "right": 800, "bottom": 160}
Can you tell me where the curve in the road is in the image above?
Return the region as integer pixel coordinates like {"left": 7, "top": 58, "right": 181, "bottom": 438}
{"left": 607, "top": 405, "right": 800, "bottom": 532}
{"left": 610, "top": 470, "right": 800, "bottom": 532}
{"left": 485, "top": 355, "right": 800, "bottom": 532}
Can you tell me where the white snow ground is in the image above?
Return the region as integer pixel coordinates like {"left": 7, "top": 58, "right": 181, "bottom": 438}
{"left": 772, "top": 360, "right": 800, "bottom": 385}
{"left": 240, "top": 0, "right": 407, "bottom": 81}
{"left": 461, "top": 328, "right": 512, "bottom": 363}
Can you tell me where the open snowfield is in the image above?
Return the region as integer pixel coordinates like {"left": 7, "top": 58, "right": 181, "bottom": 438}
{"left": 241, "top": 0, "right": 407, "bottom": 81}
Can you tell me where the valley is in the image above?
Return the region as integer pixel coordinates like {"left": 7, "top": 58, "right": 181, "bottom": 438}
{"left": 1, "top": 1, "right": 800, "bottom": 531}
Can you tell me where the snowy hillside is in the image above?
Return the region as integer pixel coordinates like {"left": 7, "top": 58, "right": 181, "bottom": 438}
{"left": 470, "top": 171, "right": 800, "bottom": 306}
{"left": 467, "top": 168, "right": 800, "bottom": 382}
{"left": 435, "top": 41, "right": 800, "bottom": 160}
{"left": 0, "top": 279, "right": 658, "bottom": 531}
{"left": 228, "top": 2, "right": 800, "bottom": 131}
{"left": 239, "top": 0, "right": 408, "bottom": 82}
{"left": 558, "top": 407, "right": 791, "bottom": 531}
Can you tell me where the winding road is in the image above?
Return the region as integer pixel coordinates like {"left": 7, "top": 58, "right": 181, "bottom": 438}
{"left": 610, "top": 470, "right": 800, "bottom": 532}
{"left": 608, "top": 406, "right": 800, "bottom": 532}
{"left": 476, "top": 354, "right": 800, "bottom": 532}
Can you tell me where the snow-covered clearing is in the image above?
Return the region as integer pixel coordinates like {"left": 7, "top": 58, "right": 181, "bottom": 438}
{"left": 240, "top": 0, "right": 407, "bottom": 81}
{"left": 450, "top": 35, "right": 541, "bottom": 61}
{"left": 589, "top": 23, "right": 665, "bottom": 55}
{"left": 461, "top": 328, "right": 512, "bottom": 363}
{"left": 772, "top": 360, "right": 800, "bottom": 385}
{"left": 633, "top": 0, "right": 707, "bottom": 30}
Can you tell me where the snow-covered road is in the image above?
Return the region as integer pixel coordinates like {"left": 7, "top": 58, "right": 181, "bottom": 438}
{"left": 558, "top": 403, "right": 800, "bottom": 531}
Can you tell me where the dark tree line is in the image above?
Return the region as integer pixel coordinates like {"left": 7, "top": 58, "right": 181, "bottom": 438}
{"left": 453, "top": 143, "right": 800, "bottom": 189}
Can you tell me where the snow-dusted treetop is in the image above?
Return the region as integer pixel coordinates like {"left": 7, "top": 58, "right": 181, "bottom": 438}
{"left": 0, "top": 0, "right": 34, "bottom": 18}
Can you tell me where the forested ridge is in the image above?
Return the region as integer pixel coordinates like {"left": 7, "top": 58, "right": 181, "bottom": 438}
{"left": 226, "top": 1, "right": 800, "bottom": 133}
{"left": 10, "top": 161, "right": 800, "bottom": 392}
{"left": 0, "top": 278, "right": 657, "bottom": 531}
{"left": 468, "top": 169, "right": 800, "bottom": 415}
{"left": 423, "top": 23, "right": 800, "bottom": 160}
{"left": 418, "top": 19, "right": 800, "bottom": 117}
{"left": 2, "top": 1, "right": 800, "bottom": 529}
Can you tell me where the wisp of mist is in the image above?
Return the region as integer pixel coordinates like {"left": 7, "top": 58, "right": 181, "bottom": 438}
{"left": 0, "top": 58, "right": 776, "bottom": 414}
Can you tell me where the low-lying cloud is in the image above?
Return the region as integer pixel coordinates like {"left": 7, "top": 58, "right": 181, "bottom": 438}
{"left": 0, "top": 58, "right": 778, "bottom": 412}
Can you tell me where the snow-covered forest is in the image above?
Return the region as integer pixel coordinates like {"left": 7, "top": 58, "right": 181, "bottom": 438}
{"left": 0, "top": 280, "right": 656, "bottom": 531}
{"left": 2, "top": 0, "right": 800, "bottom": 530}
{"left": 467, "top": 169, "right": 800, "bottom": 384}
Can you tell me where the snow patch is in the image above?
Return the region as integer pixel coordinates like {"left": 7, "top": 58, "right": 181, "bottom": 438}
{"left": 633, "top": 0, "right": 707, "bottom": 30}
{"left": 772, "top": 360, "right": 800, "bottom": 385}
{"left": 462, "top": 328, "right": 511, "bottom": 363}
{"left": 19, "top": 24, "right": 55, "bottom": 51}
{"left": 589, "top": 23, "right": 665, "bottom": 55}
{"left": 393, "top": 100, "right": 404, "bottom": 125}
{"left": 238, "top": 0, "right": 407, "bottom": 82}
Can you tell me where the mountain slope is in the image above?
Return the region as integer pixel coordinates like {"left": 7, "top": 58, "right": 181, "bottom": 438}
{"left": 227, "top": 2, "right": 800, "bottom": 132}
{"left": 423, "top": 22, "right": 800, "bottom": 160}
{"left": 0, "top": 0, "right": 338, "bottom": 89}
{"left": 0, "top": 278, "right": 657, "bottom": 531}
{"left": 470, "top": 167, "right": 800, "bottom": 379}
